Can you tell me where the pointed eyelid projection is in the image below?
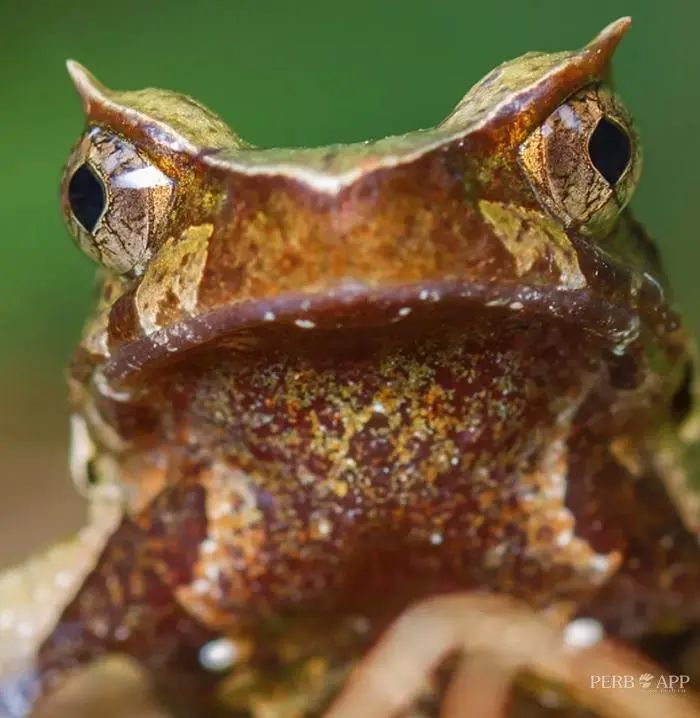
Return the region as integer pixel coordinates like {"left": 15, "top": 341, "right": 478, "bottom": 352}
{"left": 64, "top": 17, "right": 630, "bottom": 192}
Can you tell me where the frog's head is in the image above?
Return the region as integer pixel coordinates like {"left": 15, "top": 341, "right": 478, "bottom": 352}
{"left": 60, "top": 18, "right": 679, "bottom": 384}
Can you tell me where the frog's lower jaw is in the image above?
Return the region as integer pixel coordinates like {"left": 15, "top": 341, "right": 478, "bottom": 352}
{"left": 102, "top": 277, "right": 644, "bottom": 387}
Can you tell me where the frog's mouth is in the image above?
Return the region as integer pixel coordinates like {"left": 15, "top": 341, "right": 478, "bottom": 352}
{"left": 101, "top": 274, "right": 673, "bottom": 386}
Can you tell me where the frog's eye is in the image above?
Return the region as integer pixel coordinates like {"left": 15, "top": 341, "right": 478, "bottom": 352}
{"left": 61, "top": 126, "right": 175, "bottom": 275}
{"left": 68, "top": 163, "right": 106, "bottom": 232}
{"left": 518, "top": 84, "right": 641, "bottom": 235}
{"left": 587, "top": 117, "right": 632, "bottom": 186}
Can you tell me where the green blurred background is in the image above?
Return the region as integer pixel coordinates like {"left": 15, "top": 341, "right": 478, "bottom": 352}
{"left": 1, "top": 0, "right": 698, "bottom": 565}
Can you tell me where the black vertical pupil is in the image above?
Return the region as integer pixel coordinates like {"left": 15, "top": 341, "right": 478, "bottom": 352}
{"left": 588, "top": 117, "right": 632, "bottom": 186}
{"left": 68, "top": 163, "right": 106, "bottom": 233}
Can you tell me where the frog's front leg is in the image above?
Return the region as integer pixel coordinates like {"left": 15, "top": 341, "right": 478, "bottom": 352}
{"left": 0, "top": 498, "right": 121, "bottom": 716}
{"left": 0, "top": 479, "right": 219, "bottom": 718}
{"left": 327, "top": 594, "right": 700, "bottom": 718}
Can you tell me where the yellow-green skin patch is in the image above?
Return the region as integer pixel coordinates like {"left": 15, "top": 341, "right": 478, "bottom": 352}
{"left": 135, "top": 224, "right": 213, "bottom": 334}
{"left": 479, "top": 200, "right": 586, "bottom": 289}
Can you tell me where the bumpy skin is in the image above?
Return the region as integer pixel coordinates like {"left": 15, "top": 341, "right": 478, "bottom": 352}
{"left": 1, "top": 17, "right": 699, "bottom": 717}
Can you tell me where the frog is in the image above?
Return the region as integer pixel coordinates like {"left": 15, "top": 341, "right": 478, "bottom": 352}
{"left": 1, "top": 16, "right": 699, "bottom": 718}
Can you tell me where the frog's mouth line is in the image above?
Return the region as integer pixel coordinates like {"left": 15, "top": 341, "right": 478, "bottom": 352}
{"left": 102, "top": 278, "right": 651, "bottom": 385}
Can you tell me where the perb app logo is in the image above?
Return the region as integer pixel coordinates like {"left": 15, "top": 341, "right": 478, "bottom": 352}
{"left": 590, "top": 673, "right": 690, "bottom": 692}
{"left": 637, "top": 673, "right": 654, "bottom": 689}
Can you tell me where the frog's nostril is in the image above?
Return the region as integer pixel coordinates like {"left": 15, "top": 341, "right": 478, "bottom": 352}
{"left": 68, "top": 163, "right": 106, "bottom": 233}
{"left": 588, "top": 117, "right": 631, "bottom": 186}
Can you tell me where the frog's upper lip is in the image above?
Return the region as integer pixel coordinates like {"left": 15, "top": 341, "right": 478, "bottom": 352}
{"left": 101, "top": 276, "right": 666, "bottom": 385}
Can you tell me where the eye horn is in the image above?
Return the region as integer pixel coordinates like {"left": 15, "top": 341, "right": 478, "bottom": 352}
{"left": 68, "top": 163, "right": 107, "bottom": 233}
{"left": 588, "top": 116, "right": 632, "bottom": 186}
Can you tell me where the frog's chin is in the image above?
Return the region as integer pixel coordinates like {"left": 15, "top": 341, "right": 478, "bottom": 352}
{"left": 102, "top": 278, "right": 646, "bottom": 386}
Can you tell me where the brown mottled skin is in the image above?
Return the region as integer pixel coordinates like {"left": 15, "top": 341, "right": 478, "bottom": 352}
{"left": 1, "top": 17, "right": 699, "bottom": 718}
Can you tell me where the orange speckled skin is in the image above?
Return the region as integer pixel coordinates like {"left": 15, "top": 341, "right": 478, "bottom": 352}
{"left": 4, "top": 18, "right": 699, "bottom": 718}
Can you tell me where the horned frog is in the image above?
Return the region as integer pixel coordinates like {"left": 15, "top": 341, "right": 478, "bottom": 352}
{"left": 1, "top": 17, "right": 699, "bottom": 718}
